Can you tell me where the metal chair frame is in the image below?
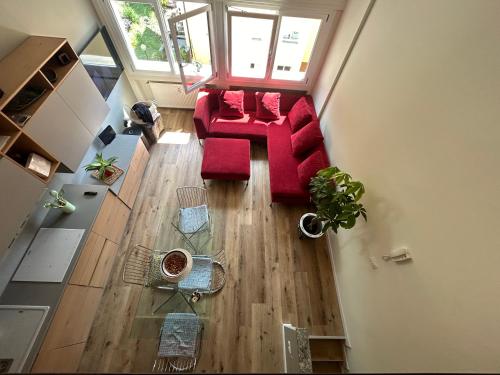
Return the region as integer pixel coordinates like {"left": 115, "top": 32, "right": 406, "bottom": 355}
{"left": 122, "top": 245, "right": 227, "bottom": 314}
{"left": 152, "top": 315, "right": 204, "bottom": 373}
{"left": 171, "top": 187, "right": 212, "bottom": 252}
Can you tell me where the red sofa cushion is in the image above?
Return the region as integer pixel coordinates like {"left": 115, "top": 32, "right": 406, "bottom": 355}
{"left": 201, "top": 138, "right": 250, "bottom": 180}
{"left": 267, "top": 120, "right": 310, "bottom": 204}
{"left": 209, "top": 111, "right": 286, "bottom": 142}
{"left": 288, "top": 97, "right": 313, "bottom": 133}
{"left": 297, "top": 149, "right": 329, "bottom": 188}
{"left": 255, "top": 92, "right": 280, "bottom": 120}
{"left": 218, "top": 90, "right": 244, "bottom": 118}
{"left": 291, "top": 120, "right": 324, "bottom": 157}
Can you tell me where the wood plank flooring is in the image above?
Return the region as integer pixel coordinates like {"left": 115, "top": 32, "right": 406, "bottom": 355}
{"left": 78, "top": 109, "right": 344, "bottom": 373}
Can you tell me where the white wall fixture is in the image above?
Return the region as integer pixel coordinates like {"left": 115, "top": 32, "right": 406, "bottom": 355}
{"left": 382, "top": 248, "right": 412, "bottom": 263}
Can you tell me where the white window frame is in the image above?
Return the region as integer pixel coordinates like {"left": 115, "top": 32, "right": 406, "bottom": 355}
{"left": 224, "top": 1, "right": 331, "bottom": 89}
{"left": 107, "top": 0, "right": 176, "bottom": 73}
{"left": 226, "top": 10, "right": 279, "bottom": 82}
{"left": 168, "top": 4, "right": 217, "bottom": 93}
{"left": 92, "top": 0, "right": 342, "bottom": 93}
{"left": 226, "top": 6, "right": 327, "bottom": 86}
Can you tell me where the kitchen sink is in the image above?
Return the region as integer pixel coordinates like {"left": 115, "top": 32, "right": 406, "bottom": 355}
{"left": 0, "top": 306, "right": 49, "bottom": 373}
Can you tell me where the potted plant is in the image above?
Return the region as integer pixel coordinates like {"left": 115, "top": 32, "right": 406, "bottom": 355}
{"left": 299, "top": 166, "right": 367, "bottom": 239}
{"left": 43, "top": 189, "right": 76, "bottom": 213}
{"left": 84, "top": 153, "right": 118, "bottom": 180}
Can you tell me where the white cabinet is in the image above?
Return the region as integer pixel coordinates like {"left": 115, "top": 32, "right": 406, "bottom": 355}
{"left": 24, "top": 92, "right": 94, "bottom": 172}
{"left": 58, "top": 62, "right": 110, "bottom": 136}
{"left": 0, "top": 158, "right": 44, "bottom": 260}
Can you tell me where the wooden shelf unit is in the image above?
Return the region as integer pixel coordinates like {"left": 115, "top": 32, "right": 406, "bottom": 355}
{"left": 0, "top": 36, "right": 78, "bottom": 184}
{"left": 3, "top": 71, "right": 54, "bottom": 119}
{"left": 5, "top": 131, "right": 60, "bottom": 183}
{"left": 0, "top": 112, "right": 21, "bottom": 154}
{"left": 40, "top": 42, "right": 78, "bottom": 89}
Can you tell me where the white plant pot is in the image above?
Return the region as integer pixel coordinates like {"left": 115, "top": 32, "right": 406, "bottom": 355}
{"left": 298, "top": 213, "right": 324, "bottom": 239}
{"left": 61, "top": 201, "right": 76, "bottom": 214}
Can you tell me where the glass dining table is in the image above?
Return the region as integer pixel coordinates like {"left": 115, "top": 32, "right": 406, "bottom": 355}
{"left": 129, "top": 210, "right": 219, "bottom": 340}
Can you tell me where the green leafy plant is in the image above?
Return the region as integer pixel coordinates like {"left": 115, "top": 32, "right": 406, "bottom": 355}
{"left": 309, "top": 166, "right": 367, "bottom": 233}
{"left": 84, "top": 153, "right": 118, "bottom": 180}
{"left": 122, "top": 3, "right": 139, "bottom": 24}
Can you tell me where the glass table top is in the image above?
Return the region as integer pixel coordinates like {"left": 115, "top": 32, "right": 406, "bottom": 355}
{"left": 130, "top": 208, "right": 217, "bottom": 339}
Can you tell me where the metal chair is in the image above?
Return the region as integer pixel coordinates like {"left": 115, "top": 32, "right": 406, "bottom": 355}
{"left": 153, "top": 313, "right": 203, "bottom": 373}
{"left": 122, "top": 245, "right": 227, "bottom": 314}
{"left": 171, "top": 187, "right": 212, "bottom": 252}
{"left": 122, "top": 244, "right": 153, "bottom": 286}
{"left": 153, "top": 249, "right": 227, "bottom": 313}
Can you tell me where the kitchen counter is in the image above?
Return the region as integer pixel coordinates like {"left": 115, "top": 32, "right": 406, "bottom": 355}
{"left": 73, "top": 134, "right": 141, "bottom": 196}
{"left": 0, "top": 184, "right": 109, "bottom": 372}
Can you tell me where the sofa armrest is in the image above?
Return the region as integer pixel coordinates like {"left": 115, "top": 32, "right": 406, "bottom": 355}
{"left": 193, "top": 91, "right": 212, "bottom": 139}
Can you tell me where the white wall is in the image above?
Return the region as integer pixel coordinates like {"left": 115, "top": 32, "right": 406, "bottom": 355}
{"left": 0, "top": 0, "right": 137, "bottom": 132}
{"left": 316, "top": 0, "right": 500, "bottom": 372}
{"left": 312, "top": 0, "right": 372, "bottom": 114}
{"left": 0, "top": 0, "right": 99, "bottom": 58}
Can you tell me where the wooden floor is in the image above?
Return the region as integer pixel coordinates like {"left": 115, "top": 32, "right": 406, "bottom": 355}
{"left": 78, "top": 109, "right": 344, "bottom": 373}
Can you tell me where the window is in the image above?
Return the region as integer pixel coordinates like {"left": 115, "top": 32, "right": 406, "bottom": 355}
{"left": 227, "top": 8, "right": 323, "bottom": 83}
{"left": 99, "top": 0, "right": 331, "bottom": 90}
{"left": 110, "top": 0, "right": 171, "bottom": 71}
{"left": 169, "top": 5, "right": 216, "bottom": 92}
{"left": 271, "top": 17, "right": 321, "bottom": 81}
{"left": 228, "top": 13, "right": 277, "bottom": 79}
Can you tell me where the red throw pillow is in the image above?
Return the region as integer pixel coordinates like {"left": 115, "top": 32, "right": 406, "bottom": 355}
{"left": 255, "top": 92, "right": 280, "bottom": 120}
{"left": 291, "top": 120, "right": 324, "bottom": 156}
{"left": 218, "top": 90, "right": 244, "bottom": 118}
{"left": 297, "top": 149, "right": 328, "bottom": 188}
{"left": 288, "top": 97, "right": 313, "bottom": 133}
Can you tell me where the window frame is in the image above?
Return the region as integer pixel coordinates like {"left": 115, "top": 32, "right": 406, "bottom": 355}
{"left": 225, "top": 4, "right": 328, "bottom": 86}
{"left": 226, "top": 10, "right": 279, "bottom": 81}
{"left": 168, "top": 4, "right": 217, "bottom": 93}
{"left": 107, "top": 0, "right": 176, "bottom": 73}
{"left": 93, "top": 0, "right": 341, "bottom": 92}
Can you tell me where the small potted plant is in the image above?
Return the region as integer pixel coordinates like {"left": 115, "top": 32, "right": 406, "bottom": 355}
{"left": 43, "top": 189, "right": 76, "bottom": 213}
{"left": 84, "top": 153, "right": 118, "bottom": 180}
{"left": 299, "top": 166, "right": 367, "bottom": 239}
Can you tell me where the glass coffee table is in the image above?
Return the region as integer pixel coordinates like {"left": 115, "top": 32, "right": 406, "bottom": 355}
{"left": 129, "top": 209, "right": 221, "bottom": 339}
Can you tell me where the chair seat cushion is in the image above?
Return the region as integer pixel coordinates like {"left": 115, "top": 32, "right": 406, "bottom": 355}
{"left": 159, "top": 313, "right": 201, "bottom": 358}
{"left": 179, "top": 205, "right": 209, "bottom": 234}
{"left": 179, "top": 256, "right": 212, "bottom": 292}
{"left": 201, "top": 138, "right": 250, "bottom": 180}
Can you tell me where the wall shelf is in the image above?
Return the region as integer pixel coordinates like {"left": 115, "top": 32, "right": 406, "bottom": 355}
{"left": 40, "top": 42, "right": 79, "bottom": 90}
{"left": 5, "top": 132, "right": 59, "bottom": 183}
{"left": 0, "top": 112, "right": 21, "bottom": 154}
{"left": 2, "top": 71, "right": 54, "bottom": 121}
{"left": 0, "top": 36, "right": 80, "bottom": 184}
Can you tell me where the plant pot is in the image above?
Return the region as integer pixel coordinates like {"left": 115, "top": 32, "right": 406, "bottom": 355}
{"left": 161, "top": 248, "right": 193, "bottom": 283}
{"left": 61, "top": 201, "right": 76, "bottom": 214}
{"left": 104, "top": 167, "right": 115, "bottom": 178}
{"left": 298, "top": 213, "right": 324, "bottom": 239}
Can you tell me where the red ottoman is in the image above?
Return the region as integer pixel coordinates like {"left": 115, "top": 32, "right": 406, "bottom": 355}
{"left": 201, "top": 138, "right": 250, "bottom": 185}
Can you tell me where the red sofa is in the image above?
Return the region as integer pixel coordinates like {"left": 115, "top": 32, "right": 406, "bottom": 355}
{"left": 193, "top": 89, "right": 330, "bottom": 205}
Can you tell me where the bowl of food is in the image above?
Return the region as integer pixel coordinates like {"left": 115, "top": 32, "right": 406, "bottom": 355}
{"left": 161, "top": 248, "right": 193, "bottom": 283}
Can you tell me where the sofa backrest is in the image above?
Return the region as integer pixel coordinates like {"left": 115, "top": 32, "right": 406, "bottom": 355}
{"left": 200, "top": 88, "right": 316, "bottom": 115}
